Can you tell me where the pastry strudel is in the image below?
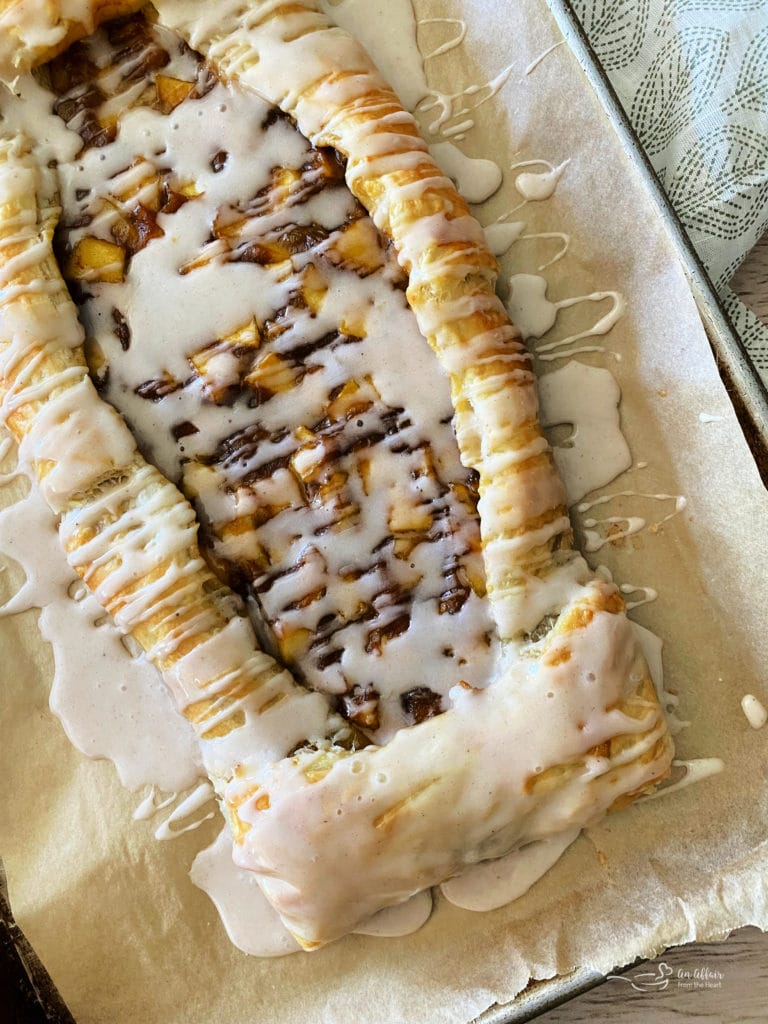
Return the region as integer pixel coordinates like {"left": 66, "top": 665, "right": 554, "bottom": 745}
{"left": 0, "top": 0, "right": 673, "bottom": 949}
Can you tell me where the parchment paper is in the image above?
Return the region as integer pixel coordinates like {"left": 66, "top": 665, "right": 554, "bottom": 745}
{"left": 1, "top": 1, "right": 767, "bottom": 1022}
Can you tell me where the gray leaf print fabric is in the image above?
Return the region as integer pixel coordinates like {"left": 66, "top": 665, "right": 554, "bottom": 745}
{"left": 727, "top": 26, "right": 768, "bottom": 115}
{"left": 574, "top": 0, "right": 652, "bottom": 69}
{"left": 668, "top": 124, "right": 768, "bottom": 239}
{"left": 572, "top": 0, "right": 768, "bottom": 385}
{"left": 630, "top": 27, "right": 729, "bottom": 156}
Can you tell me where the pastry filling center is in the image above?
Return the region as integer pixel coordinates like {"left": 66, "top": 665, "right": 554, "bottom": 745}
{"left": 45, "top": 13, "right": 500, "bottom": 741}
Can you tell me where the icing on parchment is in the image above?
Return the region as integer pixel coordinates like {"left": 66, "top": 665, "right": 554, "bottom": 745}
{"left": 741, "top": 694, "right": 767, "bottom": 730}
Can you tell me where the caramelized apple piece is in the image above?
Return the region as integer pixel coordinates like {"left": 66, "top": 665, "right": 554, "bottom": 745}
{"left": 322, "top": 217, "right": 385, "bottom": 276}
{"left": 155, "top": 73, "right": 195, "bottom": 112}
{"left": 64, "top": 236, "right": 126, "bottom": 283}
{"left": 111, "top": 203, "right": 164, "bottom": 255}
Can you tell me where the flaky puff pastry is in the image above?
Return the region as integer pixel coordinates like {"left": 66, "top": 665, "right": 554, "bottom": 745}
{"left": 149, "top": 0, "right": 673, "bottom": 946}
{"left": 154, "top": 0, "right": 579, "bottom": 640}
{"left": 0, "top": 0, "right": 147, "bottom": 80}
{"left": 0, "top": 133, "right": 333, "bottom": 789}
{"left": 1, "top": 2, "right": 673, "bottom": 950}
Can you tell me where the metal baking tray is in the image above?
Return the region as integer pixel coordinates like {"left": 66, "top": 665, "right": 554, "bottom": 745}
{"left": 3, "top": 2, "right": 768, "bottom": 1022}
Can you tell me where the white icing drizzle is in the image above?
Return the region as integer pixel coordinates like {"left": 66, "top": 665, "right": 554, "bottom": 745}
{"left": 484, "top": 220, "right": 525, "bottom": 256}
{"left": 134, "top": 782, "right": 216, "bottom": 840}
{"left": 619, "top": 582, "right": 658, "bottom": 611}
{"left": 483, "top": 220, "right": 570, "bottom": 269}
{"left": 524, "top": 41, "right": 565, "bottom": 77}
{"left": 640, "top": 758, "right": 724, "bottom": 803}
{"left": 631, "top": 622, "right": 688, "bottom": 736}
{"left": 440, "top": 829, "right": 580, "bottom": 912}
{"left": 153, "top": 782, "right": 216, "bottom": 841}
{"left": 485, "top": 159, "right": 571, "bottom": 250}
{"left": 538, "top": 361, "right": 631, "bottom": 505}
{"left": 741, "top": 694, "right": 767, "bottom": 730}
{"left": 353, "top": 889, "right": 433, "bottom": 937}
{"left": 133, "top": 786, "right": 178, "bottom": 821}
{"left": 699, "top": 412, "right": 724, "bottom": 424}
{"left": 319, "top": 0, "right": 505, "bottom": 144}
{"left": 419, "top": 18, "right": 467, "bottom": 62}
{"left": 0, "top": 468, "right": 69, "bottom": 617}
{"left": 418, "top": 62, "right": 514, "bottom": 140}
{"left": 576, "top": 491, "right": 687, "bottom": 553}
{"left": 582, "top": 515, "right": 646, "bottom": 552}
{"left": 429, "top": 141, "right": 502, "bottom": 204}
{"left": 530, "top": 231, "right": 571, "bottom": 271}
{"left": 512, "top": 159, "right": 570, "bottom": 202}
{"left": 506, "top": 273, "right": 626, "bottom": 362}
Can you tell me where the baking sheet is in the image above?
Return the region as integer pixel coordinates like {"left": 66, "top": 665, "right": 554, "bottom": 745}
{"left": 0, "top": 858, "right": 76, "bottom": 1024}
{"left": 1, "top": 1, "right": 768, "bottom": 1023}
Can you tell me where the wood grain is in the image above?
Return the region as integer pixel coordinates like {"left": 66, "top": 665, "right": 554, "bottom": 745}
{"left": 538, "top": 928, "right": 768, "bottom": 1023}
{"left": 535, "top": 240, "right": 768, "bottom": 1024}
{"left": 732, "top": 233, "right": 768, "bottom": 325}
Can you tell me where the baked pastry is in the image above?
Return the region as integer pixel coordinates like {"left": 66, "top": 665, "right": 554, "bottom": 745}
{"left": 151, "top": 0, "right": 579, "bottom": 640}
{"left": 0, "top": 0, "right": 147, "bottom": 80}
{"left": 0, "top": 0, "right": 673, "bottom": 950}
{"left": 0, "top": 130, "right": 335, "bottom": 786}
{"left": 39, "top": 11, "right": 493, "bottom": 740}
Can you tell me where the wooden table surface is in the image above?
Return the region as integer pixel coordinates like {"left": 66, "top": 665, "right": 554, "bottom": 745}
{"left": 535, "top": 234, "right": 768, "bottom": 1024}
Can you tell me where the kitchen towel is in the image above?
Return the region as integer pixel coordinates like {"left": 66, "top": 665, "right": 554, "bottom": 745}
{"left": 572, "top": 0, "right": 768, "bottom": 383}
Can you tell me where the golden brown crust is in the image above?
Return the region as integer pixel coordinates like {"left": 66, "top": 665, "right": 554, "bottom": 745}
{"left": 0, "top": 0, "right": 148, "bottom": 80}
{"left": 0, "top": 135, "right": 323, "bottom": 758}
{"left": 0, "top": 5, "right": 674, "bottom": 948}
{"left": 154, "top": 0, "right": 577, "bottom": 640}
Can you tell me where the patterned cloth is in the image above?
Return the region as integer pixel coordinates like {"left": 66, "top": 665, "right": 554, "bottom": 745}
{"left": 572, "top": 0, "right": 768, "bottom": 383}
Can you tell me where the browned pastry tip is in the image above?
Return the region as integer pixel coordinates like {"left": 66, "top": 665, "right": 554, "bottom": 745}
{"left": 0, "top": 0, "right": 148, "bottom": 80}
